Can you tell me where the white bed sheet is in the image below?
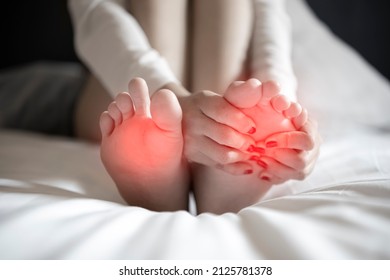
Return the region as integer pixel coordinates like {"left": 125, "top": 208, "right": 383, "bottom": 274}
{"left": 1, "top": 0, "right": 390, "bottom": 259}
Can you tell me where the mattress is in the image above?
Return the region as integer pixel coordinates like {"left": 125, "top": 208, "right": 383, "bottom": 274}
{"left": 0, "top": 0, "right": 389, "bottom": 259}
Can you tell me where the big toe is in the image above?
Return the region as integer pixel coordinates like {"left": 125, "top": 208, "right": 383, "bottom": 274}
{"left": 224, "top": 78, "right": 262, "bottom": 108}
{"left": 151, "top": 89, "right": 182, "bottom": 133}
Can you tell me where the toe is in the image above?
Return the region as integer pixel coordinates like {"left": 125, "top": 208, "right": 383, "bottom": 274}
{"left": 284, "top": 102, "right": 302, "bottom": 119}
{"left": 259, "top": 81, "right": 280, "bottom": 105}
{"left": 271, "top": 95, "right": 291, "bottom": 113}
{"left": 100, "top": 111, "right": 115, "bottom": 137}
{"left": 108, "top": 102, "right": 122, "bottom": 126}
{"left": 224, "top": 78, "right": 262, "bottom": 108}
{"left": 116, "top": 92, "right": 134, "bottom": 120}
{"left": 292, "top": 108, "right": 308, "bottom": 129}
{"left": 151, "top": 89, "right": 182, "bottom": 132}
{"left": 128, "top": 78, "right": 151, "bottom": 118}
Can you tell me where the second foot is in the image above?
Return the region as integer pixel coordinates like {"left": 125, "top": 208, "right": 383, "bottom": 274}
{"left": 100, "top": 78, "right": 189, "bottom": 211}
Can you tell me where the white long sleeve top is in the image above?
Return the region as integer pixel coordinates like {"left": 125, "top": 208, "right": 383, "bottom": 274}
{"left": 252, "top": 0, "right": 297, "bottom": 100}
{"left": 68, "top": 0, "right": 296, "bottom": 100}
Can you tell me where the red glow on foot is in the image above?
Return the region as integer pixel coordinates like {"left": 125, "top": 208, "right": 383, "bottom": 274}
{"left": 242, "top": 103, "right": 295, "bottom": 142}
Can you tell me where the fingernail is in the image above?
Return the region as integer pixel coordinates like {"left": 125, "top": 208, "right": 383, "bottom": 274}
{"left": 249, "top": 155, "right": 260, "bottom": 161}
{"left": 266, "top": 141, "right": 278, "bottom": 148}
{"left": 261, "top": 175, "right": 270, "bottom": 181}
{"left": 257, "top": 160, "right": 268, "bottom": 169}
{"left": 247, "top": 145, "right": 255, "bottom": 152}
{"left": 253, "top": 147, "right": 265, "bottom": 154}
{"left": 247, "top": 127, "right": 256, "bottom": 134}
{"left": 244, "top": 169, "right": 253, "bottom": 175}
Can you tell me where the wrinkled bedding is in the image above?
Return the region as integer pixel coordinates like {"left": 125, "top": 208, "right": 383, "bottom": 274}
{"left": 1, "top": 0, "right": 390, "bottom": 259}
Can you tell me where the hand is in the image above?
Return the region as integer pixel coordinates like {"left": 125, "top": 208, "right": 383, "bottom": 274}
{"left": 177, "top": 90, "right": 259, "bottom": 175}
{"left": 255, "top": 116, "right": 321, "bottom": 184}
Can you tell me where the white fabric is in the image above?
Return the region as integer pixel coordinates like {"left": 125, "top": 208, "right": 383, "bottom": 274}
{"left": 69, "top": 0, "right": 297, "bottom": 99}
{"left": 68, "top": 0, "right": 179, "bottom": 96}
{"left": 252, "top": 0, "right": 297, "bottom": 101}
{"left": 1, "top": 0, "right": 390, "bottom": 259}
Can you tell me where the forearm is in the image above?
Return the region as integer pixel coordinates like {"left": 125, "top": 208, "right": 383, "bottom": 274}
{"left": 251, "top": 0, "right": 297, "bottom": 101}
{"left": 68, "top": 0, "right": 178, "bottom": 97}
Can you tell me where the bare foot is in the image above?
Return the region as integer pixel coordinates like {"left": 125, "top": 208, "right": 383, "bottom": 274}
{"left": 193, "top": 79, "right": 298, "bottom": 214}
{"left": 100, "top": 78, "right": 189, "bottom": 211}
{"left": 240, "top": 81, "right": 296, "bottom": 142}
{"left": 239, "top": 81, "right": 300, "bottom": 179}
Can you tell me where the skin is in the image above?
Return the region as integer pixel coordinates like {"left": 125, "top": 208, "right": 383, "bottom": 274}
{"left": 99, "top": 77, "right": 320, "bottom": 213}
{"left": 73, "top": 0, "right": 321, "bottom": 213}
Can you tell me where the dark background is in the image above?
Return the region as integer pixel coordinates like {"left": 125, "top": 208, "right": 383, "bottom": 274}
{"left": 1, "top": 0, "right": 389, "bottom": 81}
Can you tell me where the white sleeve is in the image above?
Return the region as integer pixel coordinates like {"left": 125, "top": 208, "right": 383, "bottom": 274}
{"left": 68, "top": 0, "right": 179, "bottom": 97}
{"left": 251, "top": 0, "right": 297, "bottom": 101}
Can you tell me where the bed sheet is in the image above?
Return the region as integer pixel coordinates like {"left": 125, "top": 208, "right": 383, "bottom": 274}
{"left": 1, "top": 0, "right": 390, "bottom": 259}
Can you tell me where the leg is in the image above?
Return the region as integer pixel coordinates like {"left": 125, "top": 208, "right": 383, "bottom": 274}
{"left": 73, "top": 74, "right": 113, "bottom": 142}
{"left": 127, "top": 0, "right": 188, "bottom": 86}
{"left": 75, "top": 0, "right": 188, "bottom": 142}
{"left": 189, "top": 0, "right": 254, "bottom": 213}
{"left": 100, "top": 78, "right": 189, "bottom": 211}
{"left": 190, "top": 0, "right": 253, "bottom": 93}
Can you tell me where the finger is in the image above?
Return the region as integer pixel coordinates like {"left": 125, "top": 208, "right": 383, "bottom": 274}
{"left": 217, "top": 161, "right": 256, "bottom": 176}
{"left": 300, "top": 117, "right": 318, "bottom": 137}
{"left": 189, "top": 149, "right": 255, "bottom": 175}
{"left": 298, "top": 139, "right": 321, "bottom": 176}
{"left": 257, "top": 171, "right": 286, "bottom": 185}
{"left": 128, "top": 78, "right": 151, "bottom": 117}
{"left": 265, "top": 134, "right": 320, "bottom": 176}
{"left": 263, "top": 145, "right": 320, "bottom": 174}
{"left": 264, "top": 148, "right": 306, "bottom": 170}
{"left": 224, "top": 78, "right": 262, "bottom": 108}
{"left": 188, "top": 136, "right": 248, "bottom": 165}
{"left": 258, "top": 156, "right": 305, "bottom": 181}
{"left": 264, "top": 130, "right": 315, "bottom": 151}
{"left": 200, "top": 116, "right": 255, "bottom": 150}
{"left": 200, "top": 92, "right": 256, "bottom": 135}
{"left": 302, "top": 151, "right": 319, "bottom": 177}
